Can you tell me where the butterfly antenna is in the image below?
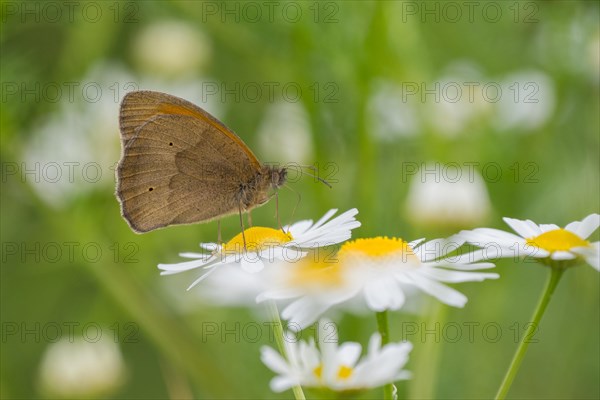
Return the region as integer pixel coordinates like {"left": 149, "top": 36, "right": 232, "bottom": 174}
{"left": 294, "top": 164, "right": 317, "bottom": 172}
{"left": 303, "top": 169, "right": 333, "bottom": 188}
{"left": 283, "top": 184, "right": 302, "bottom": 232}
{"left": 285, "top": 163, "right": 332, "bottom": 188}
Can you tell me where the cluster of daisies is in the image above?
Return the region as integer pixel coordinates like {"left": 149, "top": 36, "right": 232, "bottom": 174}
{"left": 159, "top": 210, "right": 599, "bottom": 396}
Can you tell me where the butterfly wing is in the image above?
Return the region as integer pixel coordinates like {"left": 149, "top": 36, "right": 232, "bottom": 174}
{"left": 117, "top": 92, "right": 262, "bottom": 233}
{"left": 119, "top": 91, "right": 261, "bottom": 168}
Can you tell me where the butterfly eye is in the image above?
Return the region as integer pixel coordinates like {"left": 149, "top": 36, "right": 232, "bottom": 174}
{"left": 280, "top": 168, "right": 287, "bottom": 181}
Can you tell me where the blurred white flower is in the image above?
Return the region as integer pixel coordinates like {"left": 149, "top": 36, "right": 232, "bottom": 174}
{"left": 38, "top": 336, "right": 126, "bottom": 398}
{"left": 258, "top": 236, "right": 498, "bottom": 330}
{"left": 459, "top": 214, "right": 600, "bottom": 271}
{"left": 493, "top": 70, "right": 555, "bottom": 132}
{"left": 260, "top": 319, "right": 412, "bottom": 392}
{"left": 159, "top": 209, "right": 361, "bottom": 288}
{"left": 405, "top": 164, "right": 492, "bottom": 229}
{"left": 133, "top": 20, "right": 212, "bottom": 77}
{"left": 427, "top": 62, "right": 492, "bottom": 137}
{"left": 535, "top": 12, "right": 599, "bottom": 84}
{"left": 367, "top": 80, "right": 420, "bottom": 140}
{"left": 22, "top": 63, "right": 130, "bottom": 207}
{"left": 257, "top": 101, "right": 314, "bottom": 164}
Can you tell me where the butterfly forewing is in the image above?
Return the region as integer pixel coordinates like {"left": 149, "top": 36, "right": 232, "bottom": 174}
{"left": 117, "top": 92, "right": 263, "bottom": 233}
{"left": 119, "top": 91, "right": 261, "bottom": 168}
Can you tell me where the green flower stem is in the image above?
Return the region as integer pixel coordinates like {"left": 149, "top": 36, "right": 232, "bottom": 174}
{"left": 267, "top": 301, "right": 306, "bottom": 400}
{"left": 495, "top": 266, "right": 564, "bottom": 400}
{"left": 376, "top": 311, "right": 394, "bottom": 400}
{"left": 376, "top": 310, "right": 390, "bottom": 346}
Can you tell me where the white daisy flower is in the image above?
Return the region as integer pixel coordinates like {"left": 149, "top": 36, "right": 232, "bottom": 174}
{"left": 258, "top": 236, "right": 499, "bottom": 330}
{"left": 458, "top": 213, "right": 600, "bottom": 271}
{"left": 405, "top": 163, "right": 492, "bottom": 229}
{"left": 158, "top": 209, "right": 361, "bottom": 289}
{"left": 260, "top": 319, "right": 412, "bottom": 393}
{"left": 38, "top": 336, "right": 126, "bottom": 398}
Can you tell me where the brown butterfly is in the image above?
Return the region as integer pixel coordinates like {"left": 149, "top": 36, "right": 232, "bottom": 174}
{"left": 116, "top": 90, "right": 287, "bottom": 234}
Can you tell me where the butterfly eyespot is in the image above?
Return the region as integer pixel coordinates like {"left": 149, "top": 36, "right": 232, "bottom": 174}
{"left": 148, "top": 187, "right": 154, "bottom": 192}
{"left": 169, "top": 142, "right": 173, "bottom": 146}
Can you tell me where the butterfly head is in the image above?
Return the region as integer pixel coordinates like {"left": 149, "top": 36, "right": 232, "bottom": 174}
{"left": 267, "top": 165, "right": 287, "bottom": 189}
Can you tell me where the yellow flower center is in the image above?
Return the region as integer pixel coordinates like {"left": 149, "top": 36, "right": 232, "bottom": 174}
{"left": 526, "top": 228, "right": 590, "bottom": 252}
{"left": 313, "top": 364, "right": 322, "bottom": 379}
{"left": 289, "top": 258, "right": 343, "bottom": 288}
{"left": 313, "top": 363, "right": 354, "bottom": 381}
{"left": 338, "top": 237, "right": 418, "bottom": 262}
{"left": 221, "top": 227, "right": 292, "bottom": 252}
{"left": 337, "top": 365, "right": 353, "bottom": 380}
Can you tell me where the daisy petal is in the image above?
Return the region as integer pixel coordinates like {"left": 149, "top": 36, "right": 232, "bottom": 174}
{"left": 550, "top": 251, "right": 576, "bottom": 260}
{"left": 409, "top": 238, "right": 427, "bottom": 248}
{"left": 270, "top": 376, "right": 296, "bottom": 392}
{"left": 286, "top": 219, "right": 313, "bottom": 236}
{"left": 186, "top": 266, "right": 219, "bottom": 290}
{"left": 158, "top": 257, "right": 216, "bottom": 273}
{"left": 408, "top": 273, "right": 468, "bottom": 307}
{"left": 363, "top": 279, "right": 405, "bottom": 311}
{"left": 571, "top": 242, "right": 599, "bottom": 271}
{"left": 414, "top": 237, "right": 464, "bottom": 262}
{"left": 420, "top": 267, "right": 499, "bottom": 283}
{"left": 337, "top": 342, "right": 362, "bottom": 367}
{"left": 352, "top": 340, "right": 412, "bottom": 387}
{"left": 459, "top": 228, "right": 525, "bottom": 248}
{"left": 503, "top": 217, "right": 542, "bottom": 238}
{"left": 395, "top": 371, "right": 413, "bottom": 380}
{"left": 260, "top": 346, "right": 292, "bottom": 375}
{"left": 287, "top": 209, "right": 360, "bottom": 249}
{"left": 367, "top": 333, "right": 382, "bottom": 356}
{"left": 431, "top": 261, "right": 496, "bottom": 270}
{"left": 178, "top": 252, "right": 209, "bottom": 258}
{"left": 256, "top": 288, "right": 306, "bottom": 302}
{"left": 240, "top": 256, "right": 265, "bottom": 273}
{"left": 565, "top": 213, "right": 600, "bottom": 239}
{"left": 282, "top": 297, "right": 330, "bottom": 331}
{"left": 313, "top": 209, "right": 339, "bottom": 229}
{"left": 200, "top": 243, "right": 219, "bottom": 251}
{"left": 539, "top": 224, "right": 560, "bottom": 232}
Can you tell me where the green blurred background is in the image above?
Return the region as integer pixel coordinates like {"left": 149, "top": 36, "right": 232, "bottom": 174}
{"left": 1, "top": 1, "right": 598, "bottom": 399}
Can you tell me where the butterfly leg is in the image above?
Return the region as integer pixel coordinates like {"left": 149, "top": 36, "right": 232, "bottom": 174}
{"left": 247, "top": 210, "right": 253, "bottom": 227}
{"left": 275, "top": 190, "right": 283, "bottom": 232}
{"left": 238, "top": 202, "right": 247, "bottom": 251}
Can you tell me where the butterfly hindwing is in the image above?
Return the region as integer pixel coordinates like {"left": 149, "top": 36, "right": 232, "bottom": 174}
{"left": 117, "top": 113, "right": 259, "bottom": 232}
